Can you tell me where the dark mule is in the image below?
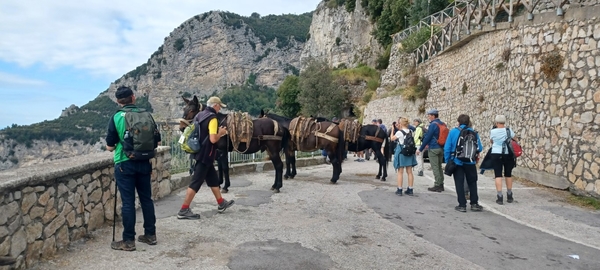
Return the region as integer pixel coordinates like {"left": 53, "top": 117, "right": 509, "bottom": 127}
{"left": 342, "top": 122, "right": 390, "bottom": 181}
{"left": 179, "top": 96, "right": 232, "bottom": 192}
{"left": 181, "top": 96, "right": 288, "bottom": 192}
{"left": 260, "top": 110, "right": 345, "bottom": 183}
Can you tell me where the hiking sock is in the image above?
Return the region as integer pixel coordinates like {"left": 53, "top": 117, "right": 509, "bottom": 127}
{"left": 217, "top": 198, "right": 224, "bottom": 205}
{"left": 497, "top": 191, "right": 503, "bottom": 197}
{"left": 507, "top": 189, "right": 513, "bottom": 196}
{"left": 181, "top": 204, "right": 190, "bottom": 210}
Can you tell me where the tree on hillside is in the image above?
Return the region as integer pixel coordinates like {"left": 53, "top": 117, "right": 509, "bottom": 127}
{"left": 298, "top": 59, "right": 348, "bottom": 118}
{"left": 220, "top": 74, "right": 277, "bottom": 116}
{"left": 276, "top": 75, "right": 302, "bottom": 117}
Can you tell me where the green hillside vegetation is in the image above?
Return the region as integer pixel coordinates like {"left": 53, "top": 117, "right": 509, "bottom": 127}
{"left": 220, "top": 12, "right": 313, "bottom": 48}
{"left": 220, "top": 74, "right": 277, "bottom": 116}
{"left": 0, "top": 95, "right": 154, "bottom": 147}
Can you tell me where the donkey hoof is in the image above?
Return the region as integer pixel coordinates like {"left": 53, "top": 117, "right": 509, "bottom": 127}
{"left": 375, "top": 175, "right": 381, "bottom": 180}
{"left": 330, "top": 180, "right": 338, "bottom": 184}
{"left": 380, "top": 177, "right": 386, "bottom": 182}
{"left": 284, "top": 175, "right": 289, "bottom": 180}
{"left": 270, "top": 187, "right": 275, "bottom": 191}
{"left": 290, "top": 175, "right": 295, "bottom": 179}
{"left": 272, "top": 188, "right": 280, "bottom": 193}
{"left": 221, "top": 188, "right": 229, "bottom": 193}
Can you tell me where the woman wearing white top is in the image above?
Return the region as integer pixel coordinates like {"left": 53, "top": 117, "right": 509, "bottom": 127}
{"left": 390, "top": 117, "right": 418, "bottom": 196}
{"left": 490, "top": 115, "right": 517, "bottom": 205}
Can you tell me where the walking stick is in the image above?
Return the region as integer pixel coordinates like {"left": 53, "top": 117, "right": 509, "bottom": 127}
{"left": 112, "top": 179, "right": 118, "bottom": 242}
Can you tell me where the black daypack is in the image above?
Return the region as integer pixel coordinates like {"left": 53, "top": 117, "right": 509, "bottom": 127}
{"left": 455, "top": 127, "right": 478, "bottom": 162}
{"left": 400, "top": 130, "right": 417, "bottom": 156}
{"left": 120, "top": 107, "right": 159, "bottom": 160}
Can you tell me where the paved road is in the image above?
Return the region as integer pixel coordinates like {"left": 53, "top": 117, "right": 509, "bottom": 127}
{"left": 31, "top": 160, "right": 600, "bottom": 270}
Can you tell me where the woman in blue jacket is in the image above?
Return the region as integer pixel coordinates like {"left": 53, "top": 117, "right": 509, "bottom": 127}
{"left": 444, "top": 114, "right": 484, "bottom": 212}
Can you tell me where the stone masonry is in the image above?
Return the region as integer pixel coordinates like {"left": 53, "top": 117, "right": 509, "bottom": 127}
{"left": 0, "top": 147, "right": 174, "bottom": 269}
{"left": 366, "top": 5, "right": 600, "bottom": 197}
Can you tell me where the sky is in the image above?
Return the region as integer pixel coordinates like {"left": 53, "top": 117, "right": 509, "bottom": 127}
{"left": 0, "top": 0, "right": 322, "bottom": 129}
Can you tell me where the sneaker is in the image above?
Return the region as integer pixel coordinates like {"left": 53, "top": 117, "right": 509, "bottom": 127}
{"left": 496, "top": 195, "right": 504, "bottom": 205}
{"left": 427, "top": 185, "right": 444, "bottom": 192}
{"left": 455, "top": 206, "right": 467, "bottom": 212}
{"left": 395, "top": 189, "right": 403, "bottom": 196}
{"left": 137, "top": 235, "right": 157, "bottom": 245}
{"left": 177, "top": 208, "right": 200, "bottom": 220}
{"left": 470, "top": 204, "right": 483, "bottom": 212}
{"left": 507, "top": 193, "right": 514, "bottom": 203}
{"left": 111, "top": 240, "right": 136, "bottom": 251}
{"left": 404, "top": 188, "right": 414, "bottom": 196}
{"left": 417, "top": 171, "right": 423, "bottom": 176}
{"left": 218, "top": 199, "right": 235, "bottom": 213}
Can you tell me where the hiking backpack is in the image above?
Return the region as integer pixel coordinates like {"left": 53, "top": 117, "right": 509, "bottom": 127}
{"left": 179, "top": 110, "right": 216, "bottom": 154}
{"left": 400, "top": 130, "right": 417, "bottom": 156}
{"left": 504, "top": 128, "right": 522, "bottom": 157}
{"left": 435, "top": 122, "right": 450, "bottom": 146}
{"left": 455, "top": 127, "right": 479, "bottom": 162}
{"left": 179, "top": 121, "right": 201, "bottom": 154}
{"left": 120, "top": 108, "right": 159, "bottom": 160}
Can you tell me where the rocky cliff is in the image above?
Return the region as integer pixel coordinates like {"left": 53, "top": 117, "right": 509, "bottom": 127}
{"left": 301, "top": 0, "right": 382, "bottom": 68}
{"left": 104, "top": 11, "right": 306, "bottom": 121}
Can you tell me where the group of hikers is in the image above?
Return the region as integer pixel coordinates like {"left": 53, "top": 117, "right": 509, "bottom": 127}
{"left": 386, "top": 109, "right": 519, "bottom": 213}
{"left": 101, "top": 86, "right": 518, "bottom": 253}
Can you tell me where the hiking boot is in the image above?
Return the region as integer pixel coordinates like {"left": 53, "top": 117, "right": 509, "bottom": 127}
{"left": 218, "top": 199, "right": 235, "bottom": 213}
{"left": 177, "top": 208, "right": 200, "bottom": 220}
{"left": 427, "top": 185, "right": 444, "bottom": 192}
{"left": 455, "top": 206, "right": 467, "bottom": 212}
{"left": 0, "top": 256, "right": 16, "bottom": 266}
{"left": 137, "top": 235, "right": 157, "bottom": 245}
{"left": 496, "top": 195, "right": 504, "bottom": 205}
{"left": 507, "top": 193, "right": 514, "bottom": 203}
{"left": 470, "top": 204, "right": 483, "bottom": 212}
{"left": 111, "top": 240, "right": 136, "bottom": 251}
{"left": 404, "top": 188, "right": 414, "bottom": 196}
{"left": 395, "top": 189, "right": 403, "bottom": 196}
{"left": 417, "top": 171, "right": 424, "bottom": 177}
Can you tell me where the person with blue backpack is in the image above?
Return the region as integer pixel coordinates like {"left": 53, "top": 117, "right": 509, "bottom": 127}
{"left": 444, "top": 114, "right": 484, "bottom": 213}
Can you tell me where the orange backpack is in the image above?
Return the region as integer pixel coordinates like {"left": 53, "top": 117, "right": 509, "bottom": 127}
{"left": 435, "top": 122, "right": 450, "bottom": 146}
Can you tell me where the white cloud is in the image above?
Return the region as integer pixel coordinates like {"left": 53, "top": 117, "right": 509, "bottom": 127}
{"left": 0, "top": 71, "right": 47, "bottom": 87}
{"left": 0, "top": 0, "right": 320, "bottom": 80}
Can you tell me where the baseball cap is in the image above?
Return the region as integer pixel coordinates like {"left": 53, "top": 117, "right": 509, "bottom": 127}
{"left": 426, "top": 109, "right": 439, "bottom": 115}
{"left": 207, "top": 96, "right": 227, "bottom": 108}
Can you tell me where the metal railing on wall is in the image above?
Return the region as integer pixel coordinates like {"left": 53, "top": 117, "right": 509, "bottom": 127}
{"left": 160, "top": 129, "right": 321, "bottom": 174}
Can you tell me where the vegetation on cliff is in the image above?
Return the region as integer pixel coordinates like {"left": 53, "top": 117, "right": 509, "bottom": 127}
{"left": 0, "top": 95, "right": 154, "bottom": 147}
{"left": 220, "top": 74, "right": 277, "bottom": 116}
{"left": 220, "top": 11, "right": 313, "bottom": 48}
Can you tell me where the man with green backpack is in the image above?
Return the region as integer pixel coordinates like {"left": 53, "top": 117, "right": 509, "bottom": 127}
{"left": 105, "top": 86, "right": 161, "bottom": 251}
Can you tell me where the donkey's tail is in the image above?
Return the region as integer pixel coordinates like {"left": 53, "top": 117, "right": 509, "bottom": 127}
{"left": 337, "top": 130, "right": 345, "bottom": 163}
{"left": 281, "top": 128, "right": 290, "bottom": 154}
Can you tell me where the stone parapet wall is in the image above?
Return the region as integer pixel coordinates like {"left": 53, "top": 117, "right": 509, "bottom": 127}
{"left": 533, "top": 0, "right": 600, "bottom": 15}
{"left": 0, "top": 147, "right": 173, "bottom": 269}
{"left": 367, "top": 6, "right": 600, "bottom": 197}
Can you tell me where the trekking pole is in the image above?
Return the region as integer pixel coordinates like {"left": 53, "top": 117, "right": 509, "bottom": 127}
{"left": 112, "top": 179, "right": 118, "bottom": 242}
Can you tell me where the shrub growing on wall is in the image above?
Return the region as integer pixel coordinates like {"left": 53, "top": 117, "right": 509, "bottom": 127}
{"left": 541, "top": 51, "right": 563, "bottom": 81}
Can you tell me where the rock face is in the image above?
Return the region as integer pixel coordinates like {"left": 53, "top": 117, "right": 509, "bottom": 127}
{"left": 301, "top": 0, "right": 382, "bottom": 68}
{"left": 105, "top": 11, "right": 304, "bottom": 121}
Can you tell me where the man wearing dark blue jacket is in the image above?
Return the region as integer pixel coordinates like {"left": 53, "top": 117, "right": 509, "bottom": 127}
{"left": 444, "top": 114, "right": 484, "bottom": 212}
{"left": 416, "top": 109, "right": 446, "bottom": 192}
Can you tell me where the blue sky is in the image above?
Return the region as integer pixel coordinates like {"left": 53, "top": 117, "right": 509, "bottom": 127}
{"left": 0, "top": 0, "right": 321, "bottom": 129}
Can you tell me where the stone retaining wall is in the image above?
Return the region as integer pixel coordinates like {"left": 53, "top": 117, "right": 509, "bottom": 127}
{"left": 0, "top": 147, "right": 174, "bottom": 269}
{"left": 368, "top": 6, "right": 600, "bottom": 197}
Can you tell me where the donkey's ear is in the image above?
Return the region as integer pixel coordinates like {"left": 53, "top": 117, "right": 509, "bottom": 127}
{"left": 193, "top": 95, "right": 199, "bottom": 104}
{"left": 260, "top": 109, "right": 265, "bottom": 117}
{"left": 182, "top": 96, "right": 190, "bottom": 104}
